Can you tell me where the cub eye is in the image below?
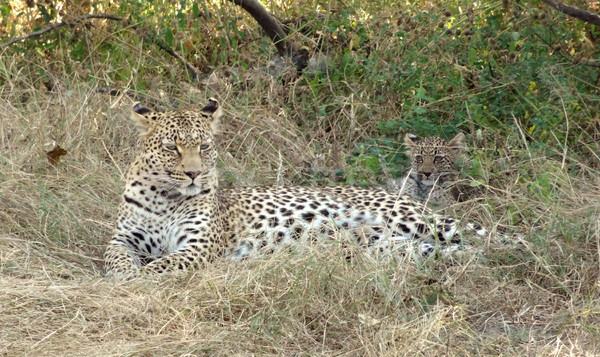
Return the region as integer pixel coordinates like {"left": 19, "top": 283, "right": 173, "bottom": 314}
{"left": 199, "top": 144, "right": 210, "bottom": 150}
{"left": 164, "top": 143, "right": 178, "bottom": 152}
{"left": 414, "top": 155, "right": 423, "bottom": 163}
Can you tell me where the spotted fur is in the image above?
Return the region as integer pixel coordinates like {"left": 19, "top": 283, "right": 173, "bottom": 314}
{"left": 104, "top": 101, "right": 487, "bottom": 279}
{"left": 393, "top": 133, "right": 466, "bottom": 207}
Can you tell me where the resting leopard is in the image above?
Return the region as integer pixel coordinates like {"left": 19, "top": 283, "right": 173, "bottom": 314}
{"left": 390, "top": 133, "right": 466, "bottom": 207}
{"left": 104, "top": 100, "right": 498, "bottom": 278}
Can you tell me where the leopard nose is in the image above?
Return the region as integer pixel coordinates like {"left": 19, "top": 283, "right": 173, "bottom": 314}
{"left": 185, "top": 171, "right": 201, "bottom": 179}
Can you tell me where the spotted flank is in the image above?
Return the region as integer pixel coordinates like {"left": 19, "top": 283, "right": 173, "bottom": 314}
{"left": 223, "top": 186, "right": 471, "bottom": 262}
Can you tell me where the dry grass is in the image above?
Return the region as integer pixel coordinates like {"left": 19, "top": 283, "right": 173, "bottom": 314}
{"left": 1, "top": 49, "right": 599, "bottom": 357}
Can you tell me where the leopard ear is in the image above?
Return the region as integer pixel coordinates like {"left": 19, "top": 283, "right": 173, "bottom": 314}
{"left": 403, "top": 133, "right": 419, "bottom": 154}
{"left": 447, "top": 132, "right": 466, "bottom": 157}
{"left": 131, "top": 103, "right": 156, "bottom": 136}
{"left": 201, "top": 98, "right": 222, "bottom": 133}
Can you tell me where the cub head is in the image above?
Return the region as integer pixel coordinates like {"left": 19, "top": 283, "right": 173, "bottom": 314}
{"left": 131, "top": 98, "right": 222, "bottom": 197}
{"left": 403, "top": 133, "right": 466, "bottom": 185}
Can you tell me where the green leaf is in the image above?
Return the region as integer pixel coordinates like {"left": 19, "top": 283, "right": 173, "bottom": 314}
{"left": 468, "top": 47, "right": 476, "bottom": 66}
{"left": 164, "top": 28, "right": 174, "bottom": 47}
{"left": 414, "top": 87, "right": 432, "bottom": 101}
{"left": 0, "top": 5, "right": 10, "bottom": 17}
{"left": 37, "top": 4, "right": 52, "bottom": 23}
{"left": 470, "top": 180, "right": 483, "bottom": 187}
{"left": 364, "top": 155, "right": 380, "bottom": 173}
{"left": 413, "top": 107, "right": 426, "bottom": 115}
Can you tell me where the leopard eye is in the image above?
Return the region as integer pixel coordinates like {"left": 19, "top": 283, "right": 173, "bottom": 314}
{"left": 164, "top": 143, "right": 178, "bottom": 152}
{"left": 414, "top": 155, "right": 423, "bottom": 163}
{"left": 199, "top": 144, "right": 209, "bottom": 151}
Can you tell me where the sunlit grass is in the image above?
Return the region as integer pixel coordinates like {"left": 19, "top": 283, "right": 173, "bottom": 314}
{"left": 1, "top": 0, "right": 600, "bottom": 354}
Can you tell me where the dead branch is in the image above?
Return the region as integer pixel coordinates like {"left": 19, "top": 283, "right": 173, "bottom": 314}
{"left": 228, "top": 0, "right": 308, "bottom": 72}
{"left": 540, "top": 0, "right": 600, "bottom": 27}
{"left": 228, "top": 0, "right": 294, "bottom": 57}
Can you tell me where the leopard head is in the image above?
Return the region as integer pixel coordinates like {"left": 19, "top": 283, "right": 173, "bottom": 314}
{"left": 131, "top": 99, "right": 222, "bottom": 197}
{"left": 403, "top": 133, "right": 465, "bottom": 186}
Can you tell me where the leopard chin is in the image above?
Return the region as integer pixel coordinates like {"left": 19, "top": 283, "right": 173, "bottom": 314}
{"left": 178, "top": 182, "right": 211, "bottom": 196}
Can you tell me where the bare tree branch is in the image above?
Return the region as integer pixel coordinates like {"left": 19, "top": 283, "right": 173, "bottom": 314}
{"left": 540, "top": 0, "right": 600, "bottom": 27}
{"left": 228, "top": 0, "right": 295, "bottom": 57}
{"left": 228, "top": 0, "right": 308, "bottom": 72}
{"left": 1, "top": 14, "right": 122, "bottom": 48}
{"left": 1, "top": 13, "right": 203, "bottom": 81}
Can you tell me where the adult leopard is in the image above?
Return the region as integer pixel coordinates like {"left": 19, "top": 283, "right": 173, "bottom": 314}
{"left": 104, "top": 99, "right": 491, "bottom": 278}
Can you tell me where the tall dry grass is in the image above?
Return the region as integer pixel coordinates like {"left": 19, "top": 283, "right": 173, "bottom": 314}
{"left": 0, "top": 46, "right": 599, "bottom": 356}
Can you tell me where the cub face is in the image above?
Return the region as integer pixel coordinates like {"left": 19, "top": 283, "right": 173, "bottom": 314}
{"left": 404, "top": 133, "right": 465, "bottom": 185}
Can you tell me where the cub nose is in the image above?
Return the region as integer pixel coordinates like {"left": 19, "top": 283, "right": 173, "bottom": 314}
{"left": 185, "top": 171, "right": 201, "bottom": 179}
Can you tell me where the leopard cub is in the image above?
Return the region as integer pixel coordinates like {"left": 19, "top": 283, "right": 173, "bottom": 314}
{"left": 392, "top": 133, "right": 466, "bottom": 207}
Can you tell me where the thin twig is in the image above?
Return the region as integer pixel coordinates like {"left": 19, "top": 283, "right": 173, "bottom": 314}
{"left": 2, "top": 13, "right": 203, "bottom": 81}
{"left": 1, "top": 14, "right": 121, "bottom": 48}
{"left": 512, "top": 113, "right": 532, "bottom": 160}
{"left": 559, "top": 97, "right": 569, "bottom": 170}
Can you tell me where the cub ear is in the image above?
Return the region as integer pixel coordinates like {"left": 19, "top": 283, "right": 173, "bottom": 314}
{"left": 131, "top": 103, "right": 156, "bottom": 136}
{"left": 447, "top": 132, "right": 466, "bottom": 157}
{"left": 403, "top": 133, "right": 419, "bottom": 154}
{"left": 201, "top": 98, "right": 222, "bottom": 133}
